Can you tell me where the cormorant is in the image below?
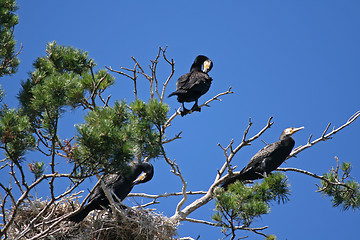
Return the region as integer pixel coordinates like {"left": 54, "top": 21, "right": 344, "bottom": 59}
{"left": 221, "top": 127, "right": 304, "bottom": 189}
{"left": 168, "top": 55, "right": 213, "bottom": 116}
{"left": 69, "top": 162, "right": 154, "bottom": 223}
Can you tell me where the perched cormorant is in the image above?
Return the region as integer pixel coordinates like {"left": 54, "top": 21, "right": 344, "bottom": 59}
{"left": 69, "top": 162, "right": 154, "bottom": 223}
{"left": 221, "top": 127, "right": 304, "bottom": 189}
{"left": 168, "top": 55, "right": 213, "bottom": 116}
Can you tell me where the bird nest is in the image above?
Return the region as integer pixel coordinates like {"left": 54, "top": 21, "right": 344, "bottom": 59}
{"left": 6, "top": 197, "right": 178, "bottom": 240}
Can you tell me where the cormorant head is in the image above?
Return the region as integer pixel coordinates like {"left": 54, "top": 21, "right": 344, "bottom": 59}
{"left": 202, "top": 58, "right": 213, "bottom": 73}
{"left": 190, "top": 55, "right": 213, "bottom": 73}
{"left": 133, "top": 162, "right": 154, "bottom": 185}
{"left": 280, "top": 127, "right": 304, "bottom": 139}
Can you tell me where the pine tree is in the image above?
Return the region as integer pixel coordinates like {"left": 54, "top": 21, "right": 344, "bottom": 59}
{"left": 0, "top": 0, "right": 20, "bottom": 77}
{"left": 0, "top": 3, "right": 359, "bottom": 239}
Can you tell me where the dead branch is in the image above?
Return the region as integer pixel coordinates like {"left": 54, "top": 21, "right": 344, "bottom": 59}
{"left": 200, "top": 86, "right": 234, "bottom": 109}
{"left": 160, "top": 47, "right": 175, "bottom": 102}
{"left": 15, "top": 183, "right": 83, "bottom": 239}
{"left": 288, "top": 110, "right": 360, "bottom": 159}
{"left": 106, "top": 46, "right": 175, "bottom": 102}
{"left": 216, "top": 116, "right": 274, "bottom": 181}
{"left": 163, "top": 88, "right": 234, "bottom": 130}
{"left": 128, "top": 191, "right": 206, "bottom": 199}
{"left": 170, "top": 117, "right": 273, "bottom": 222}
{"left": 162, "top": 131, "right": 182, "bottom": 144}
{"left": 276, "top": 166, "right": 356, "bottom": 192}
{"left": 159, "top": 134, "right": 190, "bottom": 218}
{"left": 105, "top": 64, "right": 138, "bottom": 100}
{"left": 184, "top": 217, "right": 269, "bottom": 236}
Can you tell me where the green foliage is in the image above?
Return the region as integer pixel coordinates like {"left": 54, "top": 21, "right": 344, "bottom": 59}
{"left": 266, "top": 235, "right": 277, "bottom": 240}
{"left": 72, "top": 99, "right": 169, "bottom": 175}
{"left": 81, "top": 69, "right": 115, "bottom": 93}
{"left": 0, "top": 0, "right": 20, "bottom": 77}
{"left": 213, "top": 173, "right": 290, "bottom": 235}
{"left": 129, "top": 99, "right": 169, "bottom": 159}
{"left": 41, "top": 41, "right": 92, "bottom": 74}
{"left": 320, "top": 160, "right": 360, "bottom": 210}
{"left": 28, "top": 161, "right": 45, "bottom": 180}
{"left": 0, "top": 108, "right": 35, "bottom": 162}
{"left": 72, "top": 101, "right": 132, "bottom": 174}
{"left": 17, "top": 42, "right": 104, "bottom": 131}
{"left": 13, "top": 42, "right": 168, "bottom": 179}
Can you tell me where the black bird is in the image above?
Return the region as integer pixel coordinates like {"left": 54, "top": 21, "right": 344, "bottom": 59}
{"left": 168, "top": 55, "right": 213, "bottom": 116}
{"left": 69, "top": 162, "right": 154, "bottom": 223}
{"left": 221, "top": 127, "right": 304, "bottom": 189}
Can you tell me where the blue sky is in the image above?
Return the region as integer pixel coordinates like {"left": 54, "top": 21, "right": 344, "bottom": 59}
{"left": 1, "top": 1, "right": 360, "bottom": 239}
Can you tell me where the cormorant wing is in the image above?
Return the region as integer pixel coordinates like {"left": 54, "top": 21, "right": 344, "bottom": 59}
{"left": 175, "top": 72, "right": 192, "bottom": 90}
{"left": 240, "top": 142, "right": 281, "bottom": 174}
{"left": 188, "top": 72, "right": 212, "bottom": 94}
{"left": 87, "top": 173, "right": 122, "bottom": 203}
{"left": 176, "top": 72, "right": 212, "bottom": 92}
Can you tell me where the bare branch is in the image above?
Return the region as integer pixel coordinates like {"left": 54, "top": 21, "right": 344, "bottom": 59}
{"left": 162, "top": 131, "right": 182, "bottom": 144}
{"left": 106, "top": 47, "right": 175, "bottom": 102}
{"left": 0, "top": 172, "right": 74, "bottom": 236}
{"left": 105, "top": 65, "right": 134, "bottom": 80}
{"left": 183, "top": 87, "right": 234, "bottom": 116}
{"left": 216, "top": 116, "right": 274, "bottom": 181}
{"left": 218, "top": 139, "right": 235, "bottom": 174}
{"left": 245, "top": 227, "right": 269, "bottom": 238}
{"left": 201, "top": 87, "right": 234, "bottom": 108}
{"left": 132, "top": 199, "right": 160, "bottom": 209}
{"left": 96, "top": 173, "right": 118, "bottom": 219}
{"left": 185, "top": 217, "right": 220, "bottom": 227}
{"left": 276, "top": 166, "right": 356, "bottom": 192}
{"left": 170, "top": 117, "right": 274, "bottom": 222}
{"left": 163, "top": 88, "right": 234, "bottom": 130}
{"left": 160, "top": 47, "right": 175, "bottom": 102}
{"left": 148, "top": 48, "right": 162, "bottom": 99}
{"left": 163, "top": 107, "right": 182, "bottom": 129}
{"left": 15, "top": 183, "right": 84, "bottom": 239}
{"left": 184, "top": 217, "right": 268, "bottom": 234}
{"left": 173, "top": 162, "right": 188, "bottom": 213}
{"left": 128, "top": 191, "right": 206, "bottom": 199}
{"left": 288, "top": 110, "right": 360, "bottom": 159}
{"left": 106, "top": 64, "right": 138, "bottom": 100}
{"left": 159, "top": 137, "right": 189, "bottom": 218}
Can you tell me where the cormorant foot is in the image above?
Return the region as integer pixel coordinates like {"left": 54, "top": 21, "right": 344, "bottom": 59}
{"left": 181, "top": 108, "right": 190, "bottom": 117}
{"left": 191, "top": 105, "right": 201, "bottom": 112}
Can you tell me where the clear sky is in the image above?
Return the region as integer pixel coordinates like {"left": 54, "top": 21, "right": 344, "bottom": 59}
{"left": 1, "top": 1, "right": 360, "bottom": 239}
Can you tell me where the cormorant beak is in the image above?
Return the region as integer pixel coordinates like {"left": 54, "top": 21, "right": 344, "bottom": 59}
{"left": 133, "top": 172, "right": 146, "bottom": 185}
{"left": 203, "top": 60, "right": 212, "bottom": 73}
{"left": 291, "top": 126, "right": 304, "bottom": 134}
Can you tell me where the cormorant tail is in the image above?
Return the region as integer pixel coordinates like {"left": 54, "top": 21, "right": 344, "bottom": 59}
{"left": 68, "top": 204, "right": 95, "bottom": 223}
{"left": 168, "top": 90, "right": 187, "bottom": 98}
{"left": 221, "top": 176, "right": 240, "bottom": 190}
{"left": 168, "top": 92, "right": 178, "bottom": 98}
{"left": 221, "top": 172, "right": 249, "bottom": 190}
